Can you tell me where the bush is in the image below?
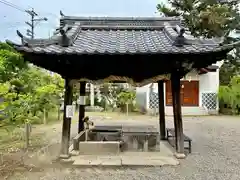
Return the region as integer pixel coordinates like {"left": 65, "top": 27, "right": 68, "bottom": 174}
{"left": 218, "top": 75, "right": 240, "bottom": 115}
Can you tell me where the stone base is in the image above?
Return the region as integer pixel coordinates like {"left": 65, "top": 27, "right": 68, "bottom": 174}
{"left": 160, "top": 137, "right": 167, "bottom": 140}
{"left": 72, "top": 152, "right": 179, "bottom": 167}
{"left": 59, "top": 154, "right": 71, "bottom": 159}
{"left": 79, "top": 141, "right": 121, "bottom": 155}
{"left": 174, "top": 152, "right": 186, "bottom": 159}
{"left": 70, "top": 150, "right": 80, "bottom": 156}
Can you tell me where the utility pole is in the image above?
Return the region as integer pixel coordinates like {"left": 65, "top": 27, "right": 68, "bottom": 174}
{"left": 25, "top": 8, "right": 48, "bottom": 39}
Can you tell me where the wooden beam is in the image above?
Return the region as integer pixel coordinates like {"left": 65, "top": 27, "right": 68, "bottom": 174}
{"left": 158, "top": 80, "right": 166, "bottom": 140}
{"left": 78, "top": 81, "right": 86, "bottom": 133}
{"left": 60, "top": 78, "right": 73, "bottom": 157}
{"left": 171, "top": 71, "right": 184, "bottom": 155}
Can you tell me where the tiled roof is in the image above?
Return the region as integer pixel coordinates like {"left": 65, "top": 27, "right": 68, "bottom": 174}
{"left": 6, "top": 13, "right": 239, "bottom": 55}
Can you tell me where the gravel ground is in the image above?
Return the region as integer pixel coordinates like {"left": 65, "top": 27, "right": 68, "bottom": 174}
{"left": 9, "top": 116, "right": 240, "bottom": 180}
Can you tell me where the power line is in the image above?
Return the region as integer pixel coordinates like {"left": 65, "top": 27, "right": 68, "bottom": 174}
{"left": 0, "top": 0, "right": 26, "bottom": 13}
{"left": 0, "top": 22, "right": 23, "bottom": 25}
{"left": 38, "top": 11, "right": 59, "bottom": 18}
{"left": 0, "top": 0, "right": 58, "bottom": 18}
{"left": 1, "top": 19, "right": 57, "bottom": 34}
{"left": 0, "top": 21, "right": 55, "bottom": 26}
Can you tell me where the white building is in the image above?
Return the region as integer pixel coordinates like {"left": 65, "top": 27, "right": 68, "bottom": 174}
{"left": 136, "top": 62, "right": 223, "bottom": 116}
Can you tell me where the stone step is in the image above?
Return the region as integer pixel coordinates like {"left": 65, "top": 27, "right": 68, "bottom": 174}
{"left": 71, "top": 153, "right": 179, "bottom": 166}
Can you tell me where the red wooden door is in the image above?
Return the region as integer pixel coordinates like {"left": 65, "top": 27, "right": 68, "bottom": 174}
{"left": 165, "top": 80, "right": 199, "bottom": 106}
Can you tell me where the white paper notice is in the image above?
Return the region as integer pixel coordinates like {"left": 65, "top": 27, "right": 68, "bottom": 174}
{"left": 78, "top": 96, "right": 86, "bottom": 105}
{"left": 66, "top": 105, "right": 74, "bottom": 118}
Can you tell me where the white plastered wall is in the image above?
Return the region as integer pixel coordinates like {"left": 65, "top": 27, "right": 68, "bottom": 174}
{"left": 136, "top": 66, "right": 221, "bottom": 115}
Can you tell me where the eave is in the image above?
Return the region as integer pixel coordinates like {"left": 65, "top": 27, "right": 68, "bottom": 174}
{"left": 5, "top": 11, "right": 239, "bottom": 86}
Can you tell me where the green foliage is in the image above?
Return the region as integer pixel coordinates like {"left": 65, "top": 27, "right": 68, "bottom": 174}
{"left": 218, "top": 75, "right": 240, "bottom": 114}
{"left": 0, "top": 42, "right": 64, "bottom": 126}
{"left": 117, "top": 90, "right": 136, "bottom": 112}
{"left": 220, "top": 48, "right": 240, "bottom": 85}
{"left": 117, "top": 90, "right": 136, "bottom": 105}
{"left": 0, "top": 48, "right": 26, "bottom": 82}
{"left": 0, "top": 42, "right": 15, "bottom": 51}
{"left": 157, "top": 0, "right": 240, "bottom": 38}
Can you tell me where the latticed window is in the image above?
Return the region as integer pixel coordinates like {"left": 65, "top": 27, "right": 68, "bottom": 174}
{"left": 149, "top": 92, "right": 159, "bottom": 109}
{"left": 202, "top": 93, "right": 217, "bottom": 110}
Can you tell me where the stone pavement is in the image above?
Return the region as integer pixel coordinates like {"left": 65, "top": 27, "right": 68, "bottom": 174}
{"left": 8, "top": 115, "right": 240, "bottom": 180}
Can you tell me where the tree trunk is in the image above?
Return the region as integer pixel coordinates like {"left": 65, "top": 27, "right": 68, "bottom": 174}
{"left": 25, "top": 123, "right": 30, "bottom": 150}
{"left": 43, "top": 108, "right": 47, "bottom": 124}
{"left": 58, "top": 106, "right": 61, "bottom": 121}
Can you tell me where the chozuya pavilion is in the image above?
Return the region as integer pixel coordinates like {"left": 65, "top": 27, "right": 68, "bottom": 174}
{"left": 6, "top": 11, "right": 239, "bottom": 158}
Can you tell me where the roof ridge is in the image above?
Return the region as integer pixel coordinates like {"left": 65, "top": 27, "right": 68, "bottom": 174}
{"left": 58, "top": 10, "right": 181, "bottom": 22}
{"left": 61, "top": 16, "right": 181, "bottom": 21}
{"left": 59, "top": 11, "right": 181, "bottom": 30}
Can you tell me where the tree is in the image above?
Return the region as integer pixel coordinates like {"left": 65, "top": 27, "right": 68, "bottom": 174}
{"left": 0, "top": 43, "right": 26, "bottom": 83}
{"left": 117, "top": 90, "right": 136, "bottom": 113}
{"left": 0, "top": 42, "right": 64, "bottom": 125}
{"left": 157, "top": 0, "right": 240, "bottom": 85}
{"left": 220, "top": 48, "right": 240, "bottom": 85}
{"left": 157, "top": 0, "right": 240, "bottom": 38}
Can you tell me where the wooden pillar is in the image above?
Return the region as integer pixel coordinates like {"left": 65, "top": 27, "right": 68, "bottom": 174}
{"left": 171, "top": 76, "right": 178, "bottom": 151}
{"left": 157, "top": 80, "right": 166, "bottom": 140}
{"left": 78, "top": 81, "right": 86, "bottom": 133}
{"left": 60, "top": 78, "right": 73, "bottom": 157}
{"left": 171, "top": 72, "right": 185, "bottom": 156}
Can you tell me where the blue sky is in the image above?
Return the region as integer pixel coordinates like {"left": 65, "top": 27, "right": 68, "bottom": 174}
{"left": 0, "top": 0, "right": 166, "bottom": 42}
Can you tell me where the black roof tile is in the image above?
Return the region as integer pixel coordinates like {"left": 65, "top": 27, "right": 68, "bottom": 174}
{"left": 6, "top": 15, "right": 239, "bottom": 55}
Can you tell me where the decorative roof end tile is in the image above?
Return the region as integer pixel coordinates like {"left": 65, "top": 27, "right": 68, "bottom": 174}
{"left": 58, "top": 24, "right": 74, "bottom": 47}
{"left": 16, "top": 30, "right": 30, "bottom": 46}
{"left": 173, "top": 28, "right": 186, "bottom": 47}
{"left": 59, "top": 35, "right": 72, "bottom": 47}
{"left": 60, "top": 25, "right": 70, "bottom": 35}
{"left": 60, "top": 10, "right": 65, "bottom": 17}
